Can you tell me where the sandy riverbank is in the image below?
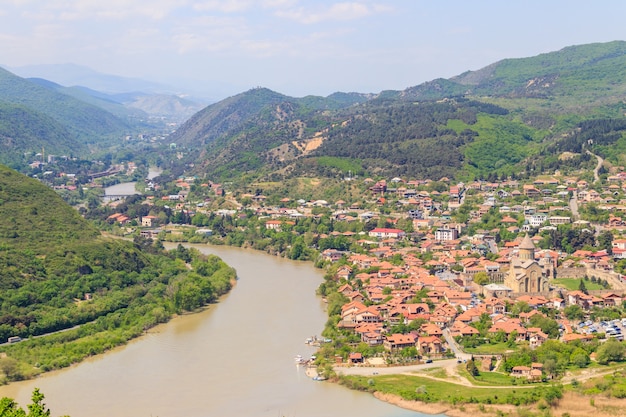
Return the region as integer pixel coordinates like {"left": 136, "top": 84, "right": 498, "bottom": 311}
{"left": 373, "top": 391, "right": 626, "bottom": 417}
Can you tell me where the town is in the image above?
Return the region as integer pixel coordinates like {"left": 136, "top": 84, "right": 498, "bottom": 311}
{"left": 42, "top": 156, "right": 623, "bottom": 390}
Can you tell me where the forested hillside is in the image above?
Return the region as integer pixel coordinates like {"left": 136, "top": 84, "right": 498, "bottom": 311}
{"left": 0, "top": 165, "right": 235, "bottom": 373}
{"left": 0, "top": 67, "right": 130, "bottom": 145}
{"left": 166, "top": 41, "right": 626, "bottom": 182}
{"left": 0, "top": 102, "right": 85, "bottom": 168}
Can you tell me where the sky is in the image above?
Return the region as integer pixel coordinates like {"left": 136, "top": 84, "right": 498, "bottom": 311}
{"left": 1, "top": 0, "right": 626, "bottom": 100}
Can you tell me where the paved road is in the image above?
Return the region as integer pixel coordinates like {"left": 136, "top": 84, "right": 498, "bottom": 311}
{"left": 442, "top": 328, "right": 472, "bottom": 361}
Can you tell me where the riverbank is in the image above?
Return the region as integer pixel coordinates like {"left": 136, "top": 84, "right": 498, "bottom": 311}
{"left": 0, "top": 243, "right": 236, "bottom": 384}
{"left": 375, "top": 391, "right": 626, "bottom": 417}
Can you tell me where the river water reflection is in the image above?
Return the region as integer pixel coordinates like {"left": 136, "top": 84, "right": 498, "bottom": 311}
{"left": 0, "top": 244, "right": 431, "bottom": 417}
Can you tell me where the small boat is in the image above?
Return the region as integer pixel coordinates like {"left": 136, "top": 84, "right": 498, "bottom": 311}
{"left": 295, "top": 355, "right": 307, "bottom": 365}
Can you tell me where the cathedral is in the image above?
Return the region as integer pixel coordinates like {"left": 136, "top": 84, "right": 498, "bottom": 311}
{"left": 504, "top": 234, "right": 554, "bottom": 294}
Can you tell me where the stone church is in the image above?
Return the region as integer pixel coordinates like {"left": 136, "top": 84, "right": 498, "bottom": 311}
{"left": 504, "top": 234, "right": 554, "bottom": 294}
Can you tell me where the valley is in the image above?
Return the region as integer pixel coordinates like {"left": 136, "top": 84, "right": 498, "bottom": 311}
{"left": 4, "top": 41, "right": 626, "bottom": 417}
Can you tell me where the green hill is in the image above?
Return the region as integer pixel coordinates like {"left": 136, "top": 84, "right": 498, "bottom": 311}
{"left": 0, "top": 102, "right": 84, "bottom": 168}
{"left": 0, "top": 67, "right": 131, "bottom": 145}
{"left": 0, "top": 165, "right": 145, "bottom": 337}
{"left": 167, "top": 41, "right": 626, "bottom": 181}
{"left": 0, "top": 165, "right": 236, "bottom": 376}
{"left": 27, "top": 78, "right": 149, "bottom": 121}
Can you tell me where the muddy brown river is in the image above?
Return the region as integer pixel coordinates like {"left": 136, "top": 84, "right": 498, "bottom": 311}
{"left": 0, "top": 244, "right": 430, "bottom": 417}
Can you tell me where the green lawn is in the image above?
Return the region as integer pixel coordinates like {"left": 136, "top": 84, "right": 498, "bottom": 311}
{"left": 466, "top": 370, "right": 516, "bottom": 386}
{"left": 465, "top": 342, "right": 515, "bottom": 355}
{"left": 552, "top": 278, "right": 606, "bottom": 291}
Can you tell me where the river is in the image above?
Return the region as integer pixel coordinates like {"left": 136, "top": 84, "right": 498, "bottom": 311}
{"left": 103, "top": 167, "right": 162, "bottom": 198}
{"left": 0, "top": 244, "right": 431, "bottom": 417}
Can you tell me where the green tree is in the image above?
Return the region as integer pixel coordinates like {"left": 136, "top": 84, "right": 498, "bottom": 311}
{"left": 596, "top": 338, "right": 626, "bottom": 364}
{"left": 570, "top": 348, "right": 590, "bottom": 368}
{"left": 0, "top": 389, "right": 60, "bottom": 417}
{"left": 466, "top": 359, "right": 480, "bottom": 376}
{"left": 510, "top": 301, "right": 531, "bottom": 316}
{"left": 597, "top": 230, "right": 614, "bottom": 255}
{"left": 0, "top": 398, "right": 25, "bottom": 417}
{"left": 473, "top": 271, "right": 489, "bottom": 285}
{"left": 0, "top": 358, "right": 22, "bottom": 382}
{"left": 563, "top": 304, "right": 584, "bottom": 321}
{"left": 26, "top": 389, "right": 50, "bottom": 417}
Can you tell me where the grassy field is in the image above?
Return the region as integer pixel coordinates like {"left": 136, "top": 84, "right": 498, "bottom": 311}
{"left": 339, "top": 374, "right": 561, "bottom": 406}
{"left": 465, "top": 342, "right": 514, "bottom": 355}
{"left": 552, "top": 278, "right": 606, "bottom": 291}
{"left": 458, "top": 366, "right": 519, "bottom": 386}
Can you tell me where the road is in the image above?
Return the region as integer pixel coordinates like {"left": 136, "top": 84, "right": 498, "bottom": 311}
{"left": 569, "top": 192, "right": 579, "bottom": 221}
{"left": 586, "top": 149, "right": 603, "bottom": 183}
{"left": 334, "top": 330, "right": 473, "bottom": 377}
{"left": 333, "top": 358, "right": 459, "bottom": 376}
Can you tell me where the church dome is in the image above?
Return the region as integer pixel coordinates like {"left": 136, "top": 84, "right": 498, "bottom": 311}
{"left": 519, "top": 234, "right": 535, "bottom": 250}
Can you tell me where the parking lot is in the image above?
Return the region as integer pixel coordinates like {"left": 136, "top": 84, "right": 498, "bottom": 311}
{"left": 577, "top": 318, "right": 626, "bottom": 341}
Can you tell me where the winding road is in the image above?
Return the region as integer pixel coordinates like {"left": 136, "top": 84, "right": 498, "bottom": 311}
{"left": 586, "top": 149, "right": 603, "bottom": 183}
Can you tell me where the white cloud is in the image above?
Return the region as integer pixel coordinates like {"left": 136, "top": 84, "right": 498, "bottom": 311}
{"left": 19, "top": 1, "right": 185, "bottom": 21}
{"left": 275, "top": 2, "right": 386, "bottom": 24}
{"left": 192, "top": 0, "right": 253, "bottom": 13}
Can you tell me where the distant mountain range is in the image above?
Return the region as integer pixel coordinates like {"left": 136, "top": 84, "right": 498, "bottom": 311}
{"left": 166, "top": 41, "right": 626, "bottom": 181}
{"left": 4, "top": 41, "right": 626, "bottom": 181}
{"left": 0, "top": 65, "right": 207, "bottom": 167}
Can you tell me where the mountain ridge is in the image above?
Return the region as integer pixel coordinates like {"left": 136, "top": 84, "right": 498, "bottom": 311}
{"left": 165, "top": 41, "right": 626, "bottom": 182}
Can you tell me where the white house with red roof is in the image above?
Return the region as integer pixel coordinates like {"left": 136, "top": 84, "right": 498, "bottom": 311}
{"left": 368, "top": 228, "right": 406, "bottom": 239}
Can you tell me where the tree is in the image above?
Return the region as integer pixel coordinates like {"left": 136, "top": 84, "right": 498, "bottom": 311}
{"left": 596, "top": 338, "right": 626, "bottom": 364}
{"left": 0, "top": 358, "right": 22, "bottom": 382}
{"left": 570, "top": 348, "right": 590, "bottom": 368}
{"left": 510, "top": 301, "right": 531, "bottom": 316}
{"left": 578, "top": 279, "right": 588, "bottom": 295}
{"left": 563, "top": 304, "right": 584, "bottom": 321}
{"left": 466, "top": 359, "right": 480, "bottom": 376}
{"left": 26, "top": 389, "right": 50, "bottom": 417}
{"left": 0, "top": 389, "right": 58, "bottom": 417}
{"left": 473, "top": 271, "right": 489, "bottom": 285}
{"left": 543, "top": 358, "right": 558, "bottom": 377}
{"left": 597, "top": 230, "right": 614, "bottom": 255}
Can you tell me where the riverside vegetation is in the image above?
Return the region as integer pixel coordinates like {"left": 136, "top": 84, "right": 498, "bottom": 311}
{"left": 0, "top": 165, "right": 236, "bottom": 383}
{"left": 6, "top": 41, "right": 626, "bottom": 416}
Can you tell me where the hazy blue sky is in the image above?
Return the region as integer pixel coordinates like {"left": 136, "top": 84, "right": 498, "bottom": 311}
{"left": 1, "top": 0, "right": 625, "bottom": 98}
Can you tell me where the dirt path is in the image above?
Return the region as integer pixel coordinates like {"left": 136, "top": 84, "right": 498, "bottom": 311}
{"left": 337, "top": 359, "right": 626, "bottom": 390}
{"left": 586, "top": 149, "right": 603, "bottom": 183}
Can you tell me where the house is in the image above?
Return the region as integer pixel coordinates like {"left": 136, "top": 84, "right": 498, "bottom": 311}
{"left": 511, "top": 364, "right": 543, "bottom": 380}
{"left": 349, "top": 352, "right": 364, "bottom": 364}
{"left": 383, "top": 333, "right": 417, "bottom": 351}
{"left": 322, "top": 249, "right": 347, "bottom": 262}
{"left": 417, "top": 336, "right": 443, "bottom": 356}
{"left": 511, "top": 366, "right": 531, "bottom": 378}
{"left": 528, "top": 329, "right": 548, "bottom": 349}
{"left": 601, "top": 293, "right": 623, "bottom": 307}
{"left": 368, "top": 228, "right": 406, "bottom": 239}
{"left": 265, "top": 220, "right": 283, "bottom": 231}
{"left": 449, "top": 321, "right": 480, "bottom": 338}
{"left": 141, "top": 215, "right": 159, "bottom": 227}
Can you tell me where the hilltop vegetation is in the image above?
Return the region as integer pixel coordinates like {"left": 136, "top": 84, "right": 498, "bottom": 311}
{"left": 0, "top": 165, "right": 235, "bottom": 379}
{"left": 163, "top": 41, "right": 626, "bottom": 183}
{"left": 0, "top": 67, "right": 130, "bottom": 144}
{"left": 0, "top": 102, "right": 84, "bottom": 169}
